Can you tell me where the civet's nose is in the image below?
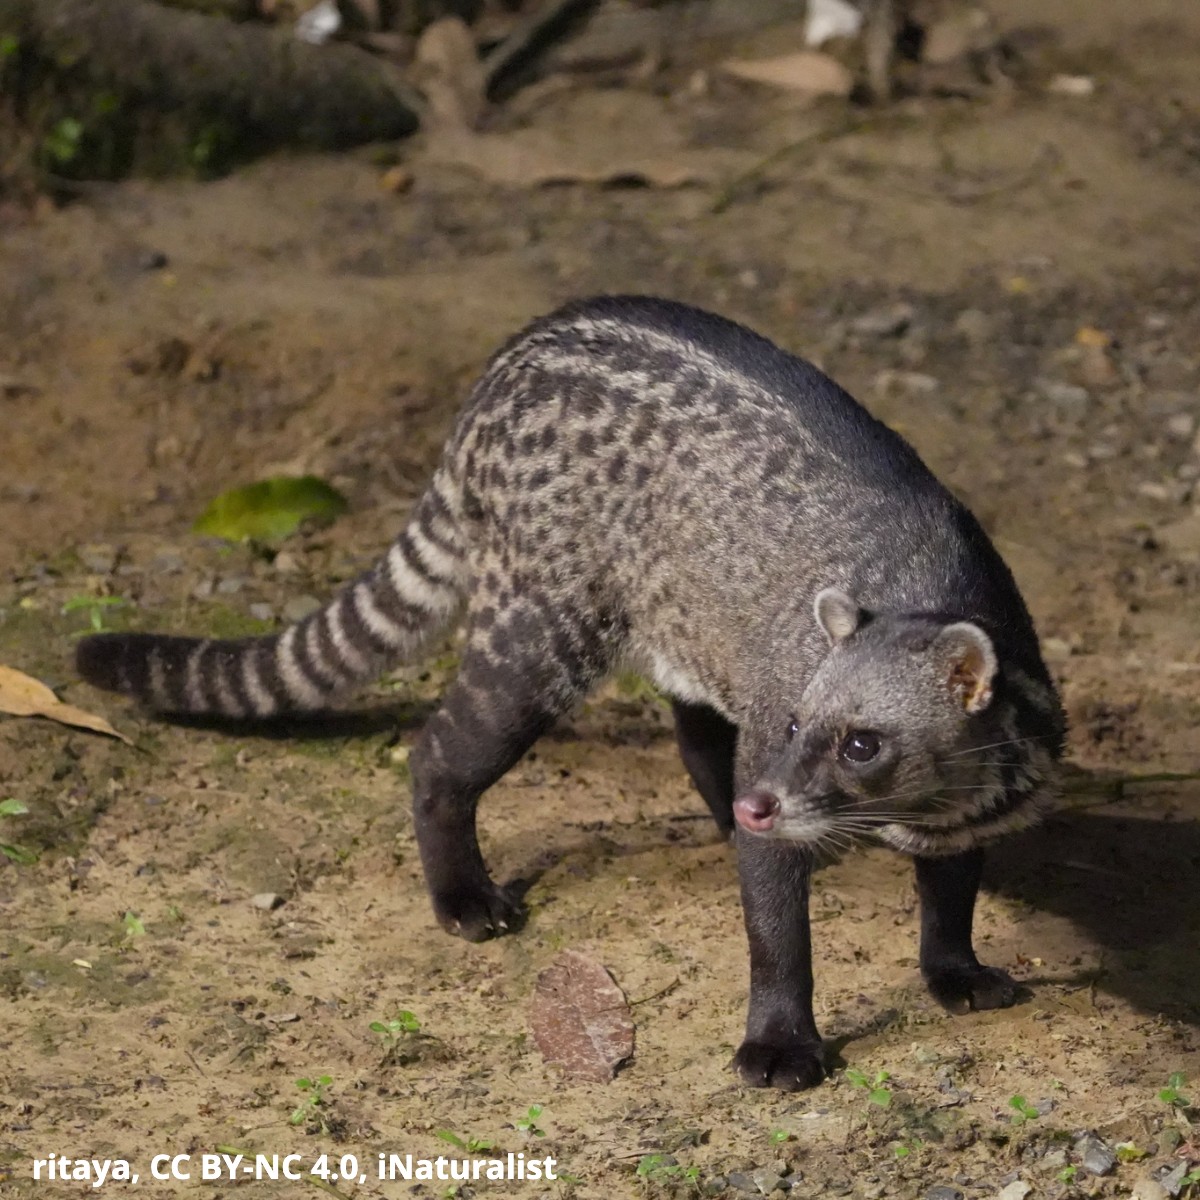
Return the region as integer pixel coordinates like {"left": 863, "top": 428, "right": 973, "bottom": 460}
{"left": 733, "top": 791, "right": 780, "bottom": 833}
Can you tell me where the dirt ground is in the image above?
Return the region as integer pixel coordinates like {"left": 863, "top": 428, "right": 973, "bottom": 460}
{"left": 2, "top": 0, "right": 1200, "bottom": 1197}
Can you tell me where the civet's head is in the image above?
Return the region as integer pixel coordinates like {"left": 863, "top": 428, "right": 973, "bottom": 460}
{"left": 733, "top": 588, "right": 1004, "bottom": 851}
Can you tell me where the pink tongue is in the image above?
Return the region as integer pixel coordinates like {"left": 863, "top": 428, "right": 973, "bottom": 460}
{"left": 733, "top": 792, "right": 780, "bottom": 833}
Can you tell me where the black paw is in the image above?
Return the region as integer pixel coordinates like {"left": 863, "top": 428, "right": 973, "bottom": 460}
{"left": 923, "top": 963, "right": 1018, "bottom": 1015}
{"left": 432, "top": 881, "right": 524, "bottom": 943}
{"left": 733, "top": 1038, "right": 827, "bottom": 1091}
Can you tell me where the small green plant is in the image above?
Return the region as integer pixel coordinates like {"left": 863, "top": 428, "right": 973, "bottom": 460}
{"left": 435, "top": 1130, "right": 495, "bottom": 1154}
{"left": 0, "top": 798, "right": 37, "bottom": 864}
{"left": 768, "top": 1128, "right": 790, "bottom": 1146}
{"left": 1115, "top": 1142, "right": 1147, "bottom": 1163}
{"left": 635, "top": 1154, "right": 699, "bottom": 1185}
{"left": 62, "top": 594, "right": 128, "bottom": 634}
{"left": 290, "top": 1075, "right": 332, "bottom": 1128}
{"left": 369, "top": 1010, "right": 421, "bottom": 1044}
{"left": 892, "top": 1138, "right": 923, "bottom": 1158}
{"left": 121, "top": 912, "right": 146, "bottom": 943}
{"left": 1007, "top": 1095, "right": 1040, "bottom": 1125}
{"left": 516, "top": 1105, "right": 546, "bottom": 1137}
{"left": 1058, "top": 1165, "right": 1077, "bottom": 1183}
{"left": 845, "top": 1067, "right": 893, "bottom": 1107}
{"left": 43, "top": 117, "right": 85, "bottom": 167}
{"left": 1159, "top": 1072, "right": 1191, "bottom": 1107}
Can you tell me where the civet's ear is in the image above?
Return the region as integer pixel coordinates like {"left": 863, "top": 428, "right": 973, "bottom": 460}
{"left": 934, "top": 622, "right": 998, "bottom": 714}
{"left": 813, "top": 588, "right": 864, "bottom": 645}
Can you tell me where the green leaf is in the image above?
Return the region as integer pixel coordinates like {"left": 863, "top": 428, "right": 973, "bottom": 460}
{"left": 0, "top": 798, "right": 29, "bottom": 816}
{"left": 869, "top": 1088, "right": 892, "bottom": 1107}
{"left": 122, "top": 912, "right": 146, "bottom": 938}
{"left": 435, "top": 1131, "right": 467, "bottom": 1150}
{"left": 193, "top": 476, "right": 348, "bottom": 544}
{"left": 1, "top": 842, "right": 38, "bottom": 864}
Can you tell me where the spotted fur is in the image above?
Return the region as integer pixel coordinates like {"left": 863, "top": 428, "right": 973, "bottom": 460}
{"left": 75, "top": 297, "right": 1067, "bottom": 1089}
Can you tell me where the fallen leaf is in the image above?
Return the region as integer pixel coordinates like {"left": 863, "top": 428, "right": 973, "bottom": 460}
{"left": 720, "top": 50, "right": 853, "bottom": 96}
{"left": 192, "top": 475, "right": 348, "bottom": 543}
{"left": 0, "top": 664, "right": 132, "bottom": 744}
{"left": 531, "top": 950, "right": 634, "bottom": 1083}
{"left": 422, "top": 89, "right": 754, "bottom": 188}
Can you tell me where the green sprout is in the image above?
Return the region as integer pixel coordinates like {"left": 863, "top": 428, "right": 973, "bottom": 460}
{"left": 515, "top": 1105, "right": 545, "bottom": 1137}
{"left": 0, "top": 798, "right": 37, "bottom": 864}
{"left": 435, "top": 1130, "right": 495, "bottom": 1154}
{"left": 62, "top": 594, "right": 128, "bottom": 634}
{"left": 845, "top": 1067, "right": 893, "bottom": 1107}
{"left": 1159, "top": 1072, "right": 1191, "bottom": 1108}
{"left": 290, "top": 1075, "right": 332, "bottom": 1128}
{"left": 1007, "top": 1095, "right": 1040, "bottom": 1125}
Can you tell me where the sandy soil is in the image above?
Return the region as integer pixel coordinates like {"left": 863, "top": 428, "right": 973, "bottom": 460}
{"left": 1, "top": 1, "right": 1199, "bottom": 1197}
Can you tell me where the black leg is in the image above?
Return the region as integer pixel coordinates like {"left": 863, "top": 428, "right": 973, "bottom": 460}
{"left": 672, "top": 700, "right": 738, "bottom": 836}
{"left": 411, "top": 607, "right": 601, "bottom": 942}
{"left": 732, "top": 831, "right": 826, "bottom": 1090}
{"left": 915, "top": 848, "right": 1017, "bottom": 1013}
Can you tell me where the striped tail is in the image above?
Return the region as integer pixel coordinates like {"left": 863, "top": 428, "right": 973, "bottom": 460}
{"left": 75, "top": 473, "right": 469, "bottom": 717}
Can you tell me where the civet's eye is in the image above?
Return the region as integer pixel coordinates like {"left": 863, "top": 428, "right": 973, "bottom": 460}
{"left": 840, "top": 730, "right": 881, "bottom": 763}
{"left": 785, "top": 718, "right": 799, "bottom": 742}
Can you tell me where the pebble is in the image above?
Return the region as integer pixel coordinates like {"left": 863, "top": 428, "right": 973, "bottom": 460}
{"left": 752, "top": 1167, "right": 783, "bottom": 1194}
{"left": 273, "top": 550, "right": 304, "bottom": 576}
{"left": 251, "top": 893, "right": 284, "bottom": 911}
{"left": 1041, "top": 1150, "right": 1067, "bottom": 1169}
{"left": 1161, "top": 1161, "right": 1190, "bottom": 1196}
{"left": 79, "top": 544, "right": 118, "bottom": 574}
{"left": 997, "top": 1183, "right": 1030, "bottom": 1200}
{"left": 1036, "top": 379, "right": 1090, "bottom": 409}
{"left": 727, "top": 1172, "right": 758, "bottom": 1194}
{"left": 874, "top": 370, "right": 940, "bottom": 396}
{"left": 249, "top": 603, "right": 275, "bottom": 622}
{"left": 152, "top": 551, "right": 184, "bottom": 574}
{"left": 849, "top": 303, "right": 914, "bottom": 338}
{"left": 283, "top": 595, "right": 322, "bottom": 622}
{"left": 1074, "top": 1133, "right": 1115, "bottom": 1177}
{"left": 1136, "top": 482, "right": 1171, "bottom": 501}
{"left": 1165, "top": 413, "right": 1196, "bottom": 442}
{"left": 216, "top": 576, "right": 247, "bottom": 595}
{"left": 954, "top": 308, "right": 993, "bottom": 345}
{"left": 192, "top": 579, "right": 215, "bottom": 600}
{"left": 926, "top": 1188, "right": 965, "bottom": 1200}
{"left": 1132, "top": 1178, "right": 1170, "bottom": 1200}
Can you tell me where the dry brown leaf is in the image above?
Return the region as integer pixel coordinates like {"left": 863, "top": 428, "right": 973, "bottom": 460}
{"left": 721, "top": 50, "right": 854, "bottom": 96}
{"left": 0, "top": 664, "right": 132, "bottom": 745}
{"left": 531, "top": 950, "right": 634, "bottom": 1083}
{"left": 421, "top": 89, "right": 754, "bottom": 188}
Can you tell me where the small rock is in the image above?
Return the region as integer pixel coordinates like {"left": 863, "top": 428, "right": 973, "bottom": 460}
{"left": 1166, "top": 413, "right": 1196, "bottom": 442}
{"left": 1137, "top": 481, "right": 1171, "bottom": 501}
{"left": 216, "top": 576, "right": 247, "bottom": 595}
{"left": 1074, "top": 1133, "right": 1115, "bottom": 1177}
{"left": 1132, "top": 1178, "right": 1170, "bottom": 1200}
{"left": 1041, "top": 1150, "right": 1067, "bottom": 1169}
{"left": 954, "top": 308, "right": 993, "bottom": 345}
{"left": 283, "top": 595, "right": 322, "bottom": 623}
{"left": 272, "top": 550, "right": 304, "bottom": 576}
{"left": 381, "top": 165, "right": 414, "bottom": 194}
{"left": 926, "top": 1188, "right": 964, "bottom": 1200}
{"left": 997, "top": 1182, "right": 1031, "bottom": 1200}
{"left": 1048, "top": 74, "right": 1095, "bottom": 96}
{"left": 249, "top": 603, "right": 275, "bottom": 622}
{"left": 152, "top": 550, "right": 184, "bottom": 574}
{"left": 752, "top": 1167, "right": 783, "bottom": 1194}
{"left": 849, "top": 303, "right": 914, "bottom": 338}
{"left": 79, "top": 543, "right": 118, "bottom": 574}
{"left": 874, "top": 370, "right": 940, "bottom": 397}
{"left": 251, "top": 893, "right": 284, "bottom": 911}
{"left": 727, "top": 1172, "right": 758, "bottom": 1194}
{"left": 1036, "top": 379, "right": 1091, "bottom": 409}
{"left": 1161, "top": 1161, "right": 1190, "bottom": 1196}
{"left": 1079, "top": 346, "right": 1119, "bottom": 388}
{"left": 191, "top": 579, "right": 215, "bottom": 600}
